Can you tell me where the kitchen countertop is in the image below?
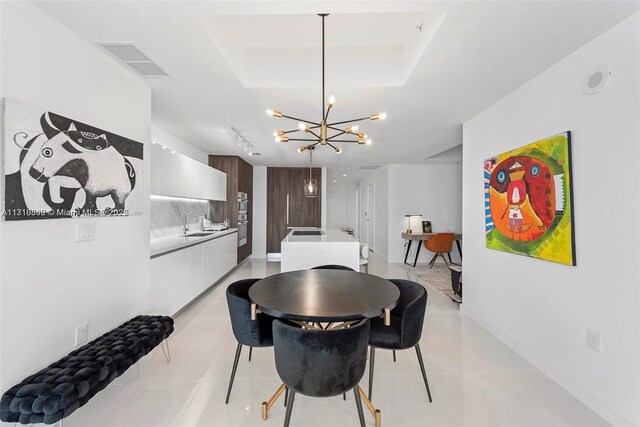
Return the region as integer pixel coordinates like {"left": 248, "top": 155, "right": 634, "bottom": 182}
{"left": 282, "top": 228, "right": 359, "bottom": 243}
{"left": 151, "top": 228, "right": 238, "bottom": 259}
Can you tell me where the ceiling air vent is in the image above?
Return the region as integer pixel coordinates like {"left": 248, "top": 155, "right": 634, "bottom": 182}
{"left": 359, "top": 165, "right": 380, "bottom": 170}
{"left": 100, "top": 43, "right": 168, "bottom": 77}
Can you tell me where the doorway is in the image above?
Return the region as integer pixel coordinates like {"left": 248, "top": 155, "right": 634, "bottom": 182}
{"left": 359, "top": 182, "right": 375, "bottom": 252}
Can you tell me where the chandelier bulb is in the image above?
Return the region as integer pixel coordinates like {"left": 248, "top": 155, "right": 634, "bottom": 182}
{"left": 366, "top": 138, "right": 372, "bottom": 145}
{"left": 266, "top": 109, "right": 282, "bottom": 118}
{"left": 370, "top": 112, "right": 386, "bottom": 121}
{"left": 379, "top": 112, "right": 387, "bottom": 120}
{"left": 327, "top": 95, "right": 336, "bottom": 106}
{"left": 297, "top": 146, "right": 306, "bottom": 153}
{"left": 335, "top": 147, "right": 342, "bottom": 153}
{"left": 347, "top": 124, "right": 359, "bottom": 133}
{"left": 298, "top": 122, "right": 310, "bottom": 132}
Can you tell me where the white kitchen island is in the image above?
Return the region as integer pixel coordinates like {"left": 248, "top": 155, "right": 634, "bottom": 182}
{"left": 281, "top": 228, "right": 360, "bottom": 272}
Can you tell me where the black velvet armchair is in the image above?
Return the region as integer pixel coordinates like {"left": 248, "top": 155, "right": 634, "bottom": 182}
{"left": 367, "top": 279, "right": 433, "bottom": 403}
{"left": 272, "top": 319, "right": 370, "bottom": 427}
{"left": 225, "top": 278, "right": 274, "bottom": 404}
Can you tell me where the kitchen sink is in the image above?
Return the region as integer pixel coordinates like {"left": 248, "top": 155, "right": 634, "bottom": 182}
{"left": 183, "top": 232, "right": 217, "bottom": 237}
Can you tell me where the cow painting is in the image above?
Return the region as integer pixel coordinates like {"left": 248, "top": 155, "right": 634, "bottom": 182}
{"left": 3, "top": 99, "right": 143, "bottom": 220}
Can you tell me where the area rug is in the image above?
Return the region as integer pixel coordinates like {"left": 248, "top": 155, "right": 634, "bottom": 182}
{"left": 401, "top": 263, "right": 458, "bottom": 301}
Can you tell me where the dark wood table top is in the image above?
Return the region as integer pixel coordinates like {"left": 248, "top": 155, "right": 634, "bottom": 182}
{"left": 249, "top": 269, "right": 400, "bottom": 322}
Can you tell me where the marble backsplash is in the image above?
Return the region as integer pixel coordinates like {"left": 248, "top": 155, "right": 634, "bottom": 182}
{"left": 150, "top": 196, "right": 211, "bottom": 240}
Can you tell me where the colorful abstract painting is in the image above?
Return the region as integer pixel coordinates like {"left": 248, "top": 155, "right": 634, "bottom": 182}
{"left": 484, "top": 132, "right": 575, "bottom": 265}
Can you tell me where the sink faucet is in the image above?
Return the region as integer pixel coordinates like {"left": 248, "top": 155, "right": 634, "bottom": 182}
{"left": 183, "top": 211, "right": 198, "bottom": 235}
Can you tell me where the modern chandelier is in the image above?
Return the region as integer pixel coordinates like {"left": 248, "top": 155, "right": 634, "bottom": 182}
{"left": 266, "top": 13, "right": 386, "bottom": 154}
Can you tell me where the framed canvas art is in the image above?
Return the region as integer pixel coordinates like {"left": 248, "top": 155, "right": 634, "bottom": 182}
{"left": 422, "top": 221, "right": 432, "bottom": 233}
{"left": 3, "top": 98, "right": 144, "bottom": 220}
{"left": 484, "top": 131, "right": 575, "bottom": 265}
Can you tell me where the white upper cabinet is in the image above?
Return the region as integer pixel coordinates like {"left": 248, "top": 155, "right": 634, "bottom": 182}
{"left": 151, "top": 143, "right": 226, "bottom": 201}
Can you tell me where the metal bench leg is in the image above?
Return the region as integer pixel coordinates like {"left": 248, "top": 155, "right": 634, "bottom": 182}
{"left": 160, "top": 339, "right": 171, "bottom": 363}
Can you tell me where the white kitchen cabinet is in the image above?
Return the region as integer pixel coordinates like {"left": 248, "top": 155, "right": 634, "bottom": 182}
{"left": 151, "top": 143, "right": 226, "bottom": 201}
{"left": 202, "top": 233, "right": 237, "bottom": 288}
{"left": 151, "top": 245, "right": 203, "bottom": 316}
{"left": 150, "top": 232, "right": 238, "bottom": 316}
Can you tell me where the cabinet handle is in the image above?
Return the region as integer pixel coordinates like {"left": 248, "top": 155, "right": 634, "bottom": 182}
{"left": 286, "top": 194, "right": 289, "bottom": 225}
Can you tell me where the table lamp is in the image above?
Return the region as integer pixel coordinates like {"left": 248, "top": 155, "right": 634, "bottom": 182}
{"left": 405, "top": 214, "right": 421, "bottom": 234}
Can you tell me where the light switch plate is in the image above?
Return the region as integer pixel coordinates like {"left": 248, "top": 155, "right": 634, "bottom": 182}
{"left": 76, "top": 222, "right": 95, "bottom": 242}
{"left": 75, "top": 322, "right": 89, "bottom": 346}
{"left": 587, "top": 329, "right": 603, "bottom": 353}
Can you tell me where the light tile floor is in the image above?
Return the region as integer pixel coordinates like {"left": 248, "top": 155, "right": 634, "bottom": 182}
{"left": 65, "top": 257, "right": 608, "bottom": 427}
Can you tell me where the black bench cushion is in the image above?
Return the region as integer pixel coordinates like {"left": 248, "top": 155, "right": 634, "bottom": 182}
{"left": 0, "top": 315, "right": 174, "bottom": 425}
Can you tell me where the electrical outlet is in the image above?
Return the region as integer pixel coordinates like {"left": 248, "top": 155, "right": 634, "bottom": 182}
{"left": 76, "top": 222, "right": 95, "bottom": 242}
{"left": 587, "top": 329, "right": 603, "bottom": 353}
{"left": 75, "top": 322, "right": 89, "bottom": 346}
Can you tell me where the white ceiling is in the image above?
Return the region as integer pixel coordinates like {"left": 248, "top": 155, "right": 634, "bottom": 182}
{"left": 201, "top": 12, "right": 446, "bottom": 87}
{"left": 35, "top": 1, "right": 639, "bottom": 183}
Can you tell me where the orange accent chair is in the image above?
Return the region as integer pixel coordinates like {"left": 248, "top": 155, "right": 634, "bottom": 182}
{"left": 424, "top": 233, "right": 455, "bottom": 268}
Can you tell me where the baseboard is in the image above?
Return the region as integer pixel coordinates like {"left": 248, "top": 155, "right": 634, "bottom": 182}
{"left": 460, "top": 306, "right": 634, "bottom": 427}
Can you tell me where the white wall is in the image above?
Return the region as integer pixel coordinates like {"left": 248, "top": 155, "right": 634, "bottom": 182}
{"left": 357, "top": 163, "right": 463, "bottom": 263}
{"left": 387, "top": 164, "right": 462, "bottom": 263}
{"left": 151, "top": 124, "right": 208, "bottom": 164}
{"left": 326, "top": 181, "right": 357, "bottom": 230}
{"left": 462, "top": 12, "right": 639, "bottom": 426}
{"left": 251, "top": 166, "right": 267, "bottom": 258}
{"left": 0, "top": 1, "right": 151, "bottom": 392}
{"left": 358, "top": 166, "right": 389, "bottom": 258}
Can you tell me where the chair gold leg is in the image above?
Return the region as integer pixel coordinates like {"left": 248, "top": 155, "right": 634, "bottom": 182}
{"left": 358, "top": 385, "right": 382, "bottom": 427}
{"left": 261, "top": 383, "right": 286, "bottom": 420}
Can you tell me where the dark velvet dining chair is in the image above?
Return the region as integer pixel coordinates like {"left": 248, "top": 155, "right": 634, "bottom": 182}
{"left": 272, "top": 319, "right": 370, "bottom": 427}
{"left": 225, "top": 278, "right": 274, "bottom": 404}
{"left": 311, "top": 264, "right": 356, "bottom": 271}
{"left": 367, "top": 279, "right": 432, "bottom": 403}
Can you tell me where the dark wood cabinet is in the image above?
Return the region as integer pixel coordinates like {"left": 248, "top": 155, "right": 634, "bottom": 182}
{"left": 208, "top": 155, "right": 253, "bottom": 263}
{"left": 267, "top": 167, "right": 322, "bottom": 254}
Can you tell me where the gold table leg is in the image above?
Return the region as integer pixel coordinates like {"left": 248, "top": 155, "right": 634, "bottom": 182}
{"left": 261, "top": 383, "right": 286, "bottom": 420}
{"left": 358, "top": 385, "right": 382, "bottom": 427}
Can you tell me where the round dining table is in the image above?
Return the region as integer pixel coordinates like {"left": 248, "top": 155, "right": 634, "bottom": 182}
{"left": 248, "top": 269, "right": 400, "bottom": 323}
{"left": 249, "top": 269, "right": 399, "bottom": 427}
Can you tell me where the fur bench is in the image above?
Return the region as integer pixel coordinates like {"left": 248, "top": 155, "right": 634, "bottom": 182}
{"left": 0, "top": 315, "right": 174, "bottom": 425}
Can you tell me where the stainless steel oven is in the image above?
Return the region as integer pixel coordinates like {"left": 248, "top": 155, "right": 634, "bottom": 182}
{"left": 238, "top": 192, "right": 248, "bottom": 247}
{"left": 238, "top": 221, "right": 248, "bottom": 247}
{"left": 238, "top": 192, "right": 248, "bottom": 213}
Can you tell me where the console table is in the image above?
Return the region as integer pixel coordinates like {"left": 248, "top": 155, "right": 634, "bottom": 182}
{"left": 401, "top": 232, "right": 462, "bottom": 267}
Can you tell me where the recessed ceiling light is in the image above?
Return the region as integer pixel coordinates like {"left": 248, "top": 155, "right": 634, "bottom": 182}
{"left": 333, "top": 180, "right": 337, "bottom": 183}
{"left": 342, "top": 174, "right": 347, "bottom": 177}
